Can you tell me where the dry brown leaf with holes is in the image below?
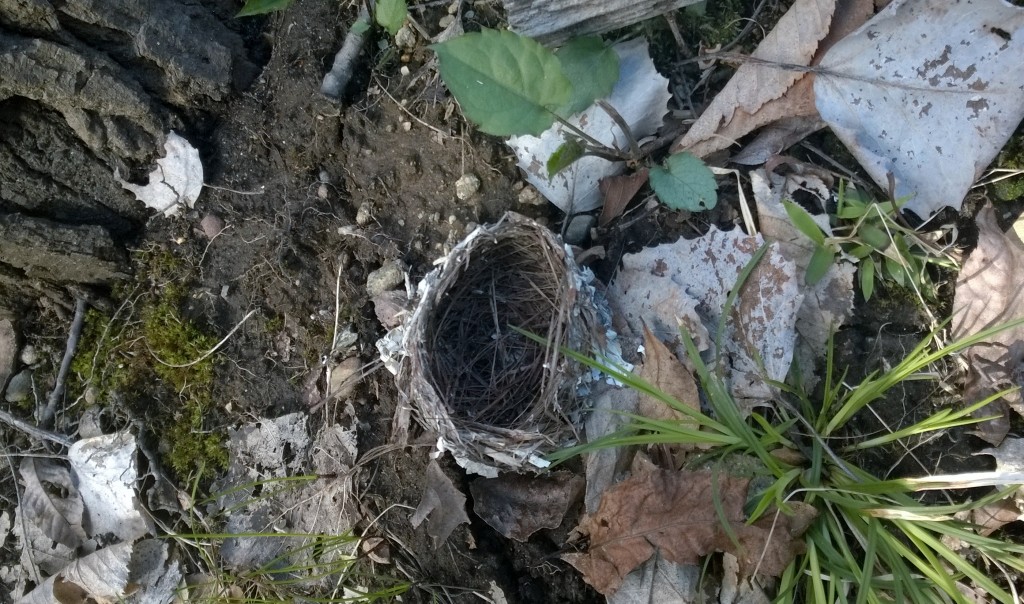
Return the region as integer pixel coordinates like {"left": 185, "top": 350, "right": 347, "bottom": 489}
{"left": 637, "top": 326, "right": 700, "bottom": 428}
{"left": 564, "top": 468, "right": 815, "bottom": 595}
{"left": 410, "top": 460, "right": 470, "bottom": 549}
{"left": 952, "top": 206, "right": 1024, "bottom": 419}
{"left": 672, "top": 0, "right": 873, "bottom": 159}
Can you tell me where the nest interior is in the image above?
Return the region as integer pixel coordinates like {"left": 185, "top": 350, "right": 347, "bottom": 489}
{"left": 425, "top": 226, "right": 572, "bottom": 430}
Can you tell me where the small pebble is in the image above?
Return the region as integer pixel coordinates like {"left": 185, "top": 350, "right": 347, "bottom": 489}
{"left": 317, "top": 183, "right": 329, "bottom": 199}
{"left": 564, "top": 214, "right": 597, "bottom": 246}
{"left": 19, "top": 345, "right": 37, "bottom": 366}
{"left": 4, "top": 369, "right": 31, "bottom": 403}
{"left": 455, "top": 173, "right": 481, "bottom": 200}
{"left": 400, "top": 65, "right": 410, "bottom": 77}
{"left": 439, "top": 15, "right": 455, "bottom": 28}
{"left": 401, "top": 121, "right": 412, "bottom": 132}
{"left": 366, "top": 260, "right": 406, "bottom": 298}
{"left": 356, "top": 202, "right": 373, "bottom": 225}
{"left": 395, "top": 25, "right": 416, "bottom": 49}
{"left": 517, "top": 185, "right": 544, "bottom": 206}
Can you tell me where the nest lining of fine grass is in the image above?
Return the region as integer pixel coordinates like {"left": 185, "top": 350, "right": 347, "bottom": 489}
{"left": 400, "top": 213, "right": 599, "bottom": 473}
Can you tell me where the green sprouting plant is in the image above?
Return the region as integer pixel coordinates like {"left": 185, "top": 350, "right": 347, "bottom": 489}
{"left": 545, "top": 317, "right": 1024, "bottom": 603}
{"left": 433, "top": 28, "right": 718, "bottom": 212}
{"left": 784, "top": 182, "right": 955, "bottom": 301}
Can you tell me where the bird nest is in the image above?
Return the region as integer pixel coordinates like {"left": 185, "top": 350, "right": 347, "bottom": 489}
{"left": 399, "top": 213, "right": 600, "bottom": 475}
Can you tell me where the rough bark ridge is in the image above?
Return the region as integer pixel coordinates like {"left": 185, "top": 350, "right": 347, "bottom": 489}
{"left": 0, "top": 0, "right": 257, "bottom": 309}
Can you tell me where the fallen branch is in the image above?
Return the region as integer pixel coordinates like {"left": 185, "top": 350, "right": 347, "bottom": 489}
{"left": 0, "top": 408, "right": 72, "bottom": 447}
{"left": 38, "top": 298, "right": 87, "bottom": 428}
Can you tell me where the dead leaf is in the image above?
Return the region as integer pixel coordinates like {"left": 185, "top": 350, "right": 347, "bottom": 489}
{"left": 116, "top": 131, "right": 203, "bottom": 217}
{"left": 814, "top": 0, "right": 1024, "bottom": 217}
{"left": 731, "top": 116, "right": 827, "bottom": 166}
{"left": 599, "top": 169, "right": 649, "bottom": 226}
{"left": 583, "top": 381, "right": 640, "bottom": 513}
{"left": 637, "top": 326, "right": 700, "bottom": 427}
{"left": 972, "top": 498, "right": 1021, "bottom": 537}
{"left": 607, "top": 227, "right": 803, "bottom": 412}
{"left": 410, "top": 460, "right": 470, "bottom": 549}
{"left": 19, "top": 457, "right": 86, "bottom": 550}
{"left": 952, "top": 206, "right": 1024, "bottom": 417}
{"left": 19, "top": 542, "right": 132, "bottom": 604}
{"left": 672, "top": 0, "right": 834, "bottom": 157}
{"left": 751, "top": 168, "right": 855, "bottom": 384}
{"left": 69, "top": 431, "right": 152, "bottom": 542}
{"left": 607, "top": 554, "right": 700, "bottom": 604}
{"left": 565, "top": 469, "right": 814, "bottom": 595}
{"left": 470, "top": 471, "right": 583, "bottom": 541}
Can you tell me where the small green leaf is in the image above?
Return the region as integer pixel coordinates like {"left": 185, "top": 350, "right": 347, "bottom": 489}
{"left": 351, "top": 18, "right": 371, "bottom": 35}
{"left": 649, "top": 152, "right": 717, "bottom": 211}
{"left": 547, "top": 139, "right": 586, "bottom": 179}
{"left": 859, "top": 224, "right": 891, "bottom": 251}
{"left": 837, "top": 200, "right": 869, "bottom": 219}
{"left": 432, "top": 29, "right": 571, "bottom": 136}
{"left": 237, "top": 0, "right": 292, "bottom": 16}
{"left": 885, "top": 256, "right": 906, "bottom": 286}
{"left": 860, "top": 259, "right": 876, "bottom": 300}
{"left": 806, "top": 245, "right": 835, "bottom": 285}
{"left": 782, "top": 200, "right": 825, "bottom": 245}
{"left": 554, "top": 37, "right": 620, "bottom": 116}
{"left": 847, "top": 243, "right": 873, "bottom": 259}
{"left": 375, "top": 0, "right": 407, "bottom": 36}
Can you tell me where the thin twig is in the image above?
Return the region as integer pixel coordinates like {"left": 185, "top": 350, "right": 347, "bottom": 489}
{"left": 0, "top": 409, "right": 72, "bottom": 447}
{"left": 148, "top": 309, "right": 258, "bottom": 368}
{"left": 39, "top": 298, "right": 87, "bottom": 428}
{"left": 202, "top": 183, "right": 265, "bottom": 195}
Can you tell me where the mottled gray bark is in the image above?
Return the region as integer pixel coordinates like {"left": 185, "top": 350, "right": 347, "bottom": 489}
{"left": 0, "top": 0, "right": 257, "bottom": 306}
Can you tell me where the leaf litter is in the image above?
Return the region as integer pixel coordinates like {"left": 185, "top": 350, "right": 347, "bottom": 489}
{"left": 565, "top": 467, "right": 816, "bottom": 595}
{"left": 607, "top": 226, "right": 803, "bottom": 412}
{"left": 814, "top": 0, "right": 1024, "bottom": 217}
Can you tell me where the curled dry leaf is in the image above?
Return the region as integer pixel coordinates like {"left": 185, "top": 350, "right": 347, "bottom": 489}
{"left": 565, "top": 468, "right": 815, "bottom": 595}
{"left": 19, "top": 457, "right": 86, "bottom": 550}
{"left": 69, "top": 431, "right": 152, "bottom": 542}
{"left": 19, "top": 542, "right": 131, "bottom": 604}
{"left": 672, "top": 0, "right": 872, "bottom": 159}
{"left": 116, "top": 131, "right": 203, "bottom": 217}
{"left": 952, "top": 206, "right": 1024, "bottom": 418}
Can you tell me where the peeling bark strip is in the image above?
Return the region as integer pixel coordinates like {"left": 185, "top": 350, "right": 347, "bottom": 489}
{"left": 502, "top": 0, "right": 703, "bottom": 45}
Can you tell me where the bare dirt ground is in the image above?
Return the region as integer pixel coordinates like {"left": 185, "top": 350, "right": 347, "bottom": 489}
{"left": 3, "top": 0, "right": 1023, "bottom": 602}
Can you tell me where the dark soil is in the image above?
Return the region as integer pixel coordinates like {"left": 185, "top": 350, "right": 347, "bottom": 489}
{"left": 2, "top": 1, "right": 1020, "bottom": 603}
